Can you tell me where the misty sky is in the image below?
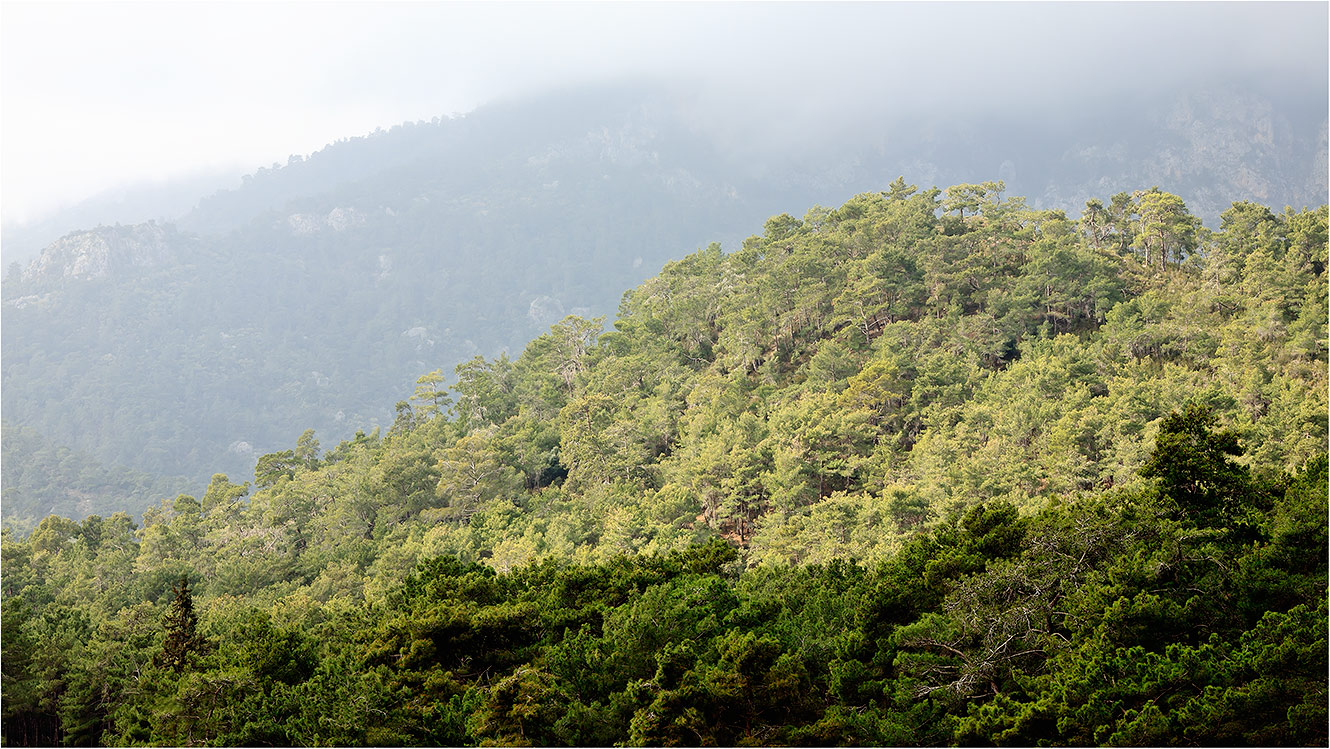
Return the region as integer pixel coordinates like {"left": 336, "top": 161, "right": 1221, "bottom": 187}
{"left": 2, "top": 1, "right": 1325, "bottom": 226}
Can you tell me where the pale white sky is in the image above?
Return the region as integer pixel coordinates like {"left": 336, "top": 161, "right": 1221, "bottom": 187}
{"left": 2, "top": 1, "right": 1325, "bottom": 226}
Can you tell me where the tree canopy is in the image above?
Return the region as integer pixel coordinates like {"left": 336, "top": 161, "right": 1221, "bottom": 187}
{"left": 2, "top": 184, "right": 1325, "bottom": 746}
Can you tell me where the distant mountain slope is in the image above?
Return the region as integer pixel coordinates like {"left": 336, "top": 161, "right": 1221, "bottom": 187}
{"left": 2, "top": 86, "right": 784, "bottom": 499}
{"left": 0, "top": 169, "right": 241, "bottom": 267}
{"left": 0, "top": 423, "right": 192, "bottom": 534}
{"left": 2, "top": 80, "right": 1325, "bottom": 524}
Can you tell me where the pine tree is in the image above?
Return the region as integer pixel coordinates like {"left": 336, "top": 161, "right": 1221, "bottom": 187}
{"left": 155, "top": 575, "right": 208, "bottom": 672}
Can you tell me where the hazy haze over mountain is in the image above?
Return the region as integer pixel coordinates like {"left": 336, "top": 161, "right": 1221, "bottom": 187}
{"left": 3, "top": 1, "right": 1325, "bottom": 231}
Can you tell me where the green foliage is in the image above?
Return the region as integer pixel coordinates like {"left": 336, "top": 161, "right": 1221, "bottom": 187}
{"left": 1, "top": 186, "right": 1325, "bottom": 746}
{"left": 155, "top": 575, "right": 210, "bottom": 672}
{"left": 1140, "top": 403, "right": 1253, "bottom": 527}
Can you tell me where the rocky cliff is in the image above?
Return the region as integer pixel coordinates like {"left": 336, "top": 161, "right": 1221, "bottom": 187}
{"left": 19, "top": 221, "right": 189, "bottom": 287}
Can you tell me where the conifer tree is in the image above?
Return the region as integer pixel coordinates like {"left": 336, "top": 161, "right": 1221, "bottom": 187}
{"left": 155, "top": 575, "right": 207, "bottom": 672}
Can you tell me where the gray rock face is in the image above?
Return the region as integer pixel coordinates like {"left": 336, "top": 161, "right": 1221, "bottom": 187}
{"left": 22, "top": 221, "right": 182, "bottom": 285}
{"left": 285, "top": 206, "right": 367, "bottom": 236}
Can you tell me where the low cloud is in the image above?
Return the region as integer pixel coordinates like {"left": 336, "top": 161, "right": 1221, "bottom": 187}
{"left": 3, "top": 1, "right": 1324, "bottom": 224}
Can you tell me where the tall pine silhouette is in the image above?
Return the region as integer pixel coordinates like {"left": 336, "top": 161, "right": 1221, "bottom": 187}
{"left": 155, "top": 575, "right": 208, "bottom": 671}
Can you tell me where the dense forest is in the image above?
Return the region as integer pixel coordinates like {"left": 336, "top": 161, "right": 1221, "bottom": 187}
{"left": 2, "top": 183, "right": 1326, "bottom": 746}
{"left": 3, "top": 82, "right": 1326, "bottom": 528}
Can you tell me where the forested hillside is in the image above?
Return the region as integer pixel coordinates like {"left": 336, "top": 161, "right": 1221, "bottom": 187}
{"left": 3, "top": 184, "right": 1325, "bottom": 746}
{"left": 3, "top": 82, "right": 1326, "bottom": 529}
{"left": 0, "top": 424, "right": 191, "bottom": 527}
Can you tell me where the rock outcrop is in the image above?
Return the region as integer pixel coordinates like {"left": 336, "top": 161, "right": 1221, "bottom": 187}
{"left": 21, "top": 221, "right": 185, "bottom": 286}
